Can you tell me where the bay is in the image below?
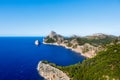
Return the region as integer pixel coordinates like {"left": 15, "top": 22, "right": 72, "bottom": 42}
{"left": 0, "top": 37, "right": 85, "bottom": 80}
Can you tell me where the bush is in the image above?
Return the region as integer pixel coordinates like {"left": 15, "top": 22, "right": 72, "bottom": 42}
{"left": 45, "top": 38, "right": 56, "bottom": 43}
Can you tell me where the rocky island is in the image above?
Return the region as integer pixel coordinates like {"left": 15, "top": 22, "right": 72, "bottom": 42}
{"left": 43, "top": 31, "right": 118, "bottom": 58}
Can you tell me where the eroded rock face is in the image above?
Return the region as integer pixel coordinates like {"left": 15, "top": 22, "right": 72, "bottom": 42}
{"left": 37, "top": 62, "right": 70, "bottom": 80}
{"left": 45, "top": 31, "right": 64, "bottom": 44}
{"left": 48, "top": 31, "right": 57, "bottom": 38}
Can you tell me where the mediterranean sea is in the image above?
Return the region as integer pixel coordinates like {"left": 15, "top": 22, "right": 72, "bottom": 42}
{"left": 0, "top": 37, "right": 85, "bottom": 80}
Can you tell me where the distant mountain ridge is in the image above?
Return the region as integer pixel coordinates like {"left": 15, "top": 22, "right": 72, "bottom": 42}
{"left": 43, "top": 31, "right": 119, "bottom": 58}
{"left": 45, "top": 31, "right": 118, "bottom": 41}
{"left": 85, "top": 33, "right": 117, "bottom": 40}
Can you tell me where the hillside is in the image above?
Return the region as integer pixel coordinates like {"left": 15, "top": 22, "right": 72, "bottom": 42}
{"left": 56, "top": 44, "right": 120, "bottom": 80}
{"left": 44, "top": 31, "right": 64, "bottom": 44}
{"left": 44, "top": 31, "right": 117, "bottom": 46}
{"left": 44, "top": 31, "right": 119, "bottom": 58}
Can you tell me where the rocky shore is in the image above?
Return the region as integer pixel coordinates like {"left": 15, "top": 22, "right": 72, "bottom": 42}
{"left": 43, "top": 41, "right": 99, "bottom": 58}
{"left": 37, "top": 61, "right": 70, "bottom": 80}
{"left": 43, "top": 31, "right": 119, "bottom": 58}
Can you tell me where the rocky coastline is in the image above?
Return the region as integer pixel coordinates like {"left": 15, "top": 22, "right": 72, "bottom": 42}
{"left": 38, "top": 31, "right": 120, "bottom": 80}
{"left": 43, "top": 41, "right": 95, "bottom": 58}
{"left": 37, "top": 61, "right": 70, "bottom": 80}
{"left": 43, "top": 31, "right": 120, "bottom": 58}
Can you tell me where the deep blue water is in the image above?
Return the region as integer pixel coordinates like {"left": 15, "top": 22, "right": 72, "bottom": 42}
{"left": 0, "top": 37, "right": 85, "bottom": 80}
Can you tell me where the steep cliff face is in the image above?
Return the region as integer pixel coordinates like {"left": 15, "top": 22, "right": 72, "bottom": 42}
{"left": 48, "top": 31, "right": 57, "bottom": 38}
{"left": 44, "top": 31, "right": 64, "bottom": 44}
{"left": 37, "top": 61, "right": 70, "bottom": 80}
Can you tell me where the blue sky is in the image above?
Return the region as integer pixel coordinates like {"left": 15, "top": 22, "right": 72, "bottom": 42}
{"left": 0, "top": 0, "right": 120, "bottom": 36}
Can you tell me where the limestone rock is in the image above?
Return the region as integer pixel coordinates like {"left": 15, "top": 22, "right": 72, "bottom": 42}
{"left": 37, "top": 61, "right": 70, "bottom": 80}
{"left": 45, "top": 31, "right": 64, "bottom": 44}
{"left": 48, "top": 31, "right": 57, "bottom": 38}
{"left": 35, "top": 40, "right": 40, "bottom": 46}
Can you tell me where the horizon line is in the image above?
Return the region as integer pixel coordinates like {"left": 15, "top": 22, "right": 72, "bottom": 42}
{"left": 0, "top": 34, "right": 119, "bottom": 37}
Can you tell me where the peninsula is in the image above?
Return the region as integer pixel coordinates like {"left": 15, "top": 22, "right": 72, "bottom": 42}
{"left": 38, "top": 44, "right": 120, "bottom": 80}
{"left": 37, "top": 31, "right": 120, "bottom": 80}
{"left": 43, "top": 31, "right": 119, "bottom": 58}
{"left": 37, "top": 61, "right": 70, "bottom": 80}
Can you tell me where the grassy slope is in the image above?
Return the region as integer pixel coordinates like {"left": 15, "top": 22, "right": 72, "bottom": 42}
{"left": 57, "top": 44, "right": 120, "bottom": 80}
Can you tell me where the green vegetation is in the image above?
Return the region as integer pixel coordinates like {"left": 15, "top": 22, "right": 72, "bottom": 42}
{"left": 76, "top": 37, "right": 116, "bottom": 46}
{"left": 45, "top": 37, "right": 56, "bottom": 43}
{"left": 64, "top": 36, "right": 117, "bottom": 47}
{"left": 67, "top": 43, "right": 73, "bottom": 47}
{"left": 42, "top": 60, "right": 57, "bottom": 67}
{"left": 41, "top": 60, "right": 49, "bottom": 64}
{"left": 82, "top": 47, "right": 89, "bottom": 53}
{"left": 72, "top": 44, "right": 77, "bottom": 48}
{"left": 45, "top": 32, "right": 118, "bottom": 48}
{"left": 44, "top": 33, "right": 120, "bottom": 79}
{"left": 41, "top": 44, "right": 120, "bottom": 80}
{"left": 56, "top": 44, "right": 120, "bottom": 80}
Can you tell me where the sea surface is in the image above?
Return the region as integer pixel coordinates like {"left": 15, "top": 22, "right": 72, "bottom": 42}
{"left": 0, "top": 37, "right": 85, "bottom": 80}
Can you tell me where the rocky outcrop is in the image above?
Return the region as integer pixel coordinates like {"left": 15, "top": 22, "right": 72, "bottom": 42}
{"left": 44, "top": 31, "right": 64, "bottom": 44}
{"left": 37, "top": 61, "right": 70, "bottom": 80}
{"left": 48, "top": 31, "right": 57, "bottom": 38}
{"left": 35, "top": 40, "right": 40, "bottom": 46}
{"left": 76, "top": 43, "right": 102, "bottom": 58}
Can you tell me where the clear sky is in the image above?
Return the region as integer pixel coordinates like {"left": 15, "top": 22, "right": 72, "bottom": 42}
{"left": 0, "top": 0, "right": 120, "bottom": 36}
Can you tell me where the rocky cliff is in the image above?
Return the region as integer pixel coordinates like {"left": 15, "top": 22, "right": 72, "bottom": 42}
{"left": 44, "top": 31, "right": 64, "bottom": 44}
{"left": 44, "top": 31, "right": 119, "bottom": 58}
{"left": 37, "top": 61, "right": 70, "bottom": 80}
